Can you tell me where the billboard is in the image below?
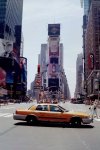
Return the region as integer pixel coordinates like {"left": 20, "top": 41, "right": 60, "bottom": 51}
{"left": 6, "top": 70, "right": 14, "bottom": 83}
{"left": 0, "top": 38, "right": 20, "bottom": 63}
{"left": 48, "top": 64, "right": 59, "bottom": 78}
{"left": 0, "top": 57, "right": 20, "bottom": 84}
{"left": 88, "top": 53, "right": 94, "bottom": 69}
{"left": 20, "top": 57, "right": 27, "bottom": 83}
{"left": 0, "top": 67, "right": 6, "bottom": 87}
{"left": 48, "top": 78, "right": 59, "bottom": 91}
{"left": 34, "top": 74, "right": 42, "bottom": 89}
{"left": 0, "top": 39, "right": 13, "bottom": 57}
{"left": 50, "top": 57, "right": 58, "bottom": 64}
{"left": 49, "top": 37, "right": 59, "bottom": 56}
{"left": 48, "top": 24, "right": 60, "bottom": 36}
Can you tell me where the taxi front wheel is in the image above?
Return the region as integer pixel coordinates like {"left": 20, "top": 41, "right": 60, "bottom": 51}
{"left": 70, "top": 118, "right": 81, "bottom": 127}
{"left": 26, "top": 116, "right": 37, "bottom": 125}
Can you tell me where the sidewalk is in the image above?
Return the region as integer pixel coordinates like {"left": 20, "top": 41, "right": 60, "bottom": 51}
{"left": 0, "top": 102, "right": 14, "bottom": 106}
{"left": 86, "top": 104, "right": 100, "bottom": 119}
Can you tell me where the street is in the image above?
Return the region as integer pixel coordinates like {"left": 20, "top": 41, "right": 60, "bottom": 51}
{"left": 0, "top": 101, "right": 100, "bottom": 150}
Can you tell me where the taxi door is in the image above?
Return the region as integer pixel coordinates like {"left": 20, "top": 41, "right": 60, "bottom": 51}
{"left": 47, "top": 105, "right": 67, "bottom": 123}
{"left": 34, "top": 104, "right": 50, "bottom": 122}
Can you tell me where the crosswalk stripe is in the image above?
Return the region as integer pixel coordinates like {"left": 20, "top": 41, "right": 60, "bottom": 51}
{"left": 0, "top": 113, "right": 10, "bottom": 117}
{"left": 0, "top": 107, "right": 15, "bottom": 110}
{"left": 94, "top": 118, "right": 100, "bottom": 121}
{"left": 4, "top": 114, "right": 13, "bottom": 117}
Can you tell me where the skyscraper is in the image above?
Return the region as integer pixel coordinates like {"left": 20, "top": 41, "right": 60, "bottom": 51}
{"left": 0, "top": 0, "right": 24, "bottom": 99}
{"left": 47, "top": 24, "right": 60, "bottom": 93}
{"left": 82, "top": 0, "right": 100, "bottom": 100}
{"left": 0, "top": 0, "right": 23, "bottom": 59}
{"left": 75, "top": 53, "right": 83, "bottom": 98}
{"left": 82, "top": 0, "right": 91, "bottom": 96}
{"left": 40, "top": 44, "right": 47, "bottom": 89}
{"left": 83, "top": 0, "right": 91, "bottom": 16}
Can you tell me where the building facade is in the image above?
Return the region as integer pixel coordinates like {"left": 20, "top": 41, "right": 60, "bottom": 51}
{"left": 32, "top": 24, "right": 70, "bottom": 101}
{"left": 75, "top": 53, "right": 83, "bottom": 98}
{"left": 47, "top": 24, "right": 60, "bottom": 94}
{"left": 0, "top": 0, "right": 26, "bottom": 100}
{"left": 40, "top": 44, "right": 47, "bottom": 90}
{"left": 0, "top": 0, "right": 23, "bottom": 57}
{"left": 83, "top": 0, "right": 100, "bottom": 99}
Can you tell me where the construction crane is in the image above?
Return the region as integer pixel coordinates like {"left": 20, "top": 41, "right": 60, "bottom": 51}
{"left": 80, "top": 0, "right": 83, "bottom": 8}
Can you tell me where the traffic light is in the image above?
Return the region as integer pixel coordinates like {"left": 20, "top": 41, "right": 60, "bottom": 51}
{"left": 37, "top": 65, "right": 40, "bottom": 74}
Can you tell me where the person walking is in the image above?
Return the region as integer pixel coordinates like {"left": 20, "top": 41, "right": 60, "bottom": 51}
{"left": 90, "top": 100, "right": 98, "bottom": 120}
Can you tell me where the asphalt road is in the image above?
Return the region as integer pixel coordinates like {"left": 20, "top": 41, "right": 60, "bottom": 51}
{"left": 0, "top": 101, "right": 100, "bottom": 150}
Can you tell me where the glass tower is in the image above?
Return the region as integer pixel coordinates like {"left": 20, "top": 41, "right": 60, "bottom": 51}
{"left": 0, "top": 0, "right": 23, "bottom": 59}
{"left": 83, "top": 0, "right": 90, "bottom": 16}
{"left": 0, "top": 0, "right": 24, "bottom": 99}
{"left": 0, "top": 0, "right": 23, "bottom": 42}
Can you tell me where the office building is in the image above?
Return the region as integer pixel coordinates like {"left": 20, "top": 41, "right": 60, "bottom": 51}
{"left": 0, "top": 0, "right": 23, "bottom": 59}
{"left": 75, "top": 53, "right": 83, "bottom": 98}
{"left": 40, "top": 44, "right": 47, "bottom": 90}
{"left": 0, "top": 0, "right": 25, "bottom": 99}
{"left": 83, "top": 0, "right": 100, "bottom": 99}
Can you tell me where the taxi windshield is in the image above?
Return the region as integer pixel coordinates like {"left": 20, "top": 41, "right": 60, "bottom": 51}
{"left": 58, "top": 105, "right": 69, "bottom": 112}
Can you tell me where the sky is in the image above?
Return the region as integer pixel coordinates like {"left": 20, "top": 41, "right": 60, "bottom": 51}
{"left": 22, "top": 0, "right": 83, "bottom": 97}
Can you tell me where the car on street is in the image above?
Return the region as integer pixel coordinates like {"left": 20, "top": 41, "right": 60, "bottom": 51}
{"left": 13, "top": 103, "right": 93, "bottom": 127}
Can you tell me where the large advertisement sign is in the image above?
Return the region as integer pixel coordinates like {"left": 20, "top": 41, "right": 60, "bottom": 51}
{"left": 0, "top": 57, "right": 18, "bottom": 84}
{"left": 6, "top": 70, "right": 13, "bottom": 83}
{"left": 48, "top": 64, "right": 59, "bottom": 78}
{"left": 20, "top": 57, "right": 27, "bottom": 83}
{"left": 48, "top": 24, "right": 60, "bottom": 36}
{"left": 0, "top": 39, "right": 13, "bottom": 57}
{"left": 0, "top": 39, "right": 19, "bottom": 63}
{"left": 49, "top": 37, "right": 59, "bottom": 56}
{"left": 48, "top": 78, "right": 59, "bottom": 91}
{"left": 0, "top": 67, "right": 6, "bottom": 87}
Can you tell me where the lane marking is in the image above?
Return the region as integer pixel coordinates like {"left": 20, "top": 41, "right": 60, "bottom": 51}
{"left": 0, "top": 112, "right": 13, "bottom": 117}
{"left": 0, "top": 113, "right": 11, "bottom": 117}
{"left": 0, "top": 107, "right": 15, "bottom": 110}
{"left": 4, "top": 114, "right": 13, "bottom": 117}
{"left": 94, "top": 118, "right": 100, "bottom": 121}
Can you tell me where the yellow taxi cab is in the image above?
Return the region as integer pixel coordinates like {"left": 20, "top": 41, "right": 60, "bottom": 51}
{"left": 13, "top": 103, "right": 93, "bottom": 126}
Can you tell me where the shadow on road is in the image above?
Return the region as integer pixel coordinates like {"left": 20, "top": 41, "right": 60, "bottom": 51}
{"left": 14, "top": 122, "right": 94, "bottom": 129}
{"left": 0, "top": 125, "right": 17, "bottom": 137}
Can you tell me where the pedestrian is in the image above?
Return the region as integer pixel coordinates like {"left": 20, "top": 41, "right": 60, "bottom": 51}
{"left": 89, "top": 100, "right": 98, "bottom": 120}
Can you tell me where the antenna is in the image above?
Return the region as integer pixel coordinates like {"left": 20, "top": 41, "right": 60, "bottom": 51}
{"left": 80, "top": 0, "right": 83, "bottom": 8}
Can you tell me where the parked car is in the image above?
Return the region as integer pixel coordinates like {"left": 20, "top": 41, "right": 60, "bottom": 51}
{"left": 13, "top": 103, "right": 93, "bottom": 127}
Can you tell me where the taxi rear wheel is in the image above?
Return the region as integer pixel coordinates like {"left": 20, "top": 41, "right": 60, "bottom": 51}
{"left": 70, "top": 117, "right": 81, "bottom": 127}
{"left": 26, "top": 116, "right": 37, "bottom": 125}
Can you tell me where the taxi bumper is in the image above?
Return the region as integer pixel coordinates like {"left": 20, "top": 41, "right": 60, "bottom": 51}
{"left": 13, "top": 114, "right": 26, "bottom": 121}
{"left": 82, "top": 118, "right": 93, "bottom": 124}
